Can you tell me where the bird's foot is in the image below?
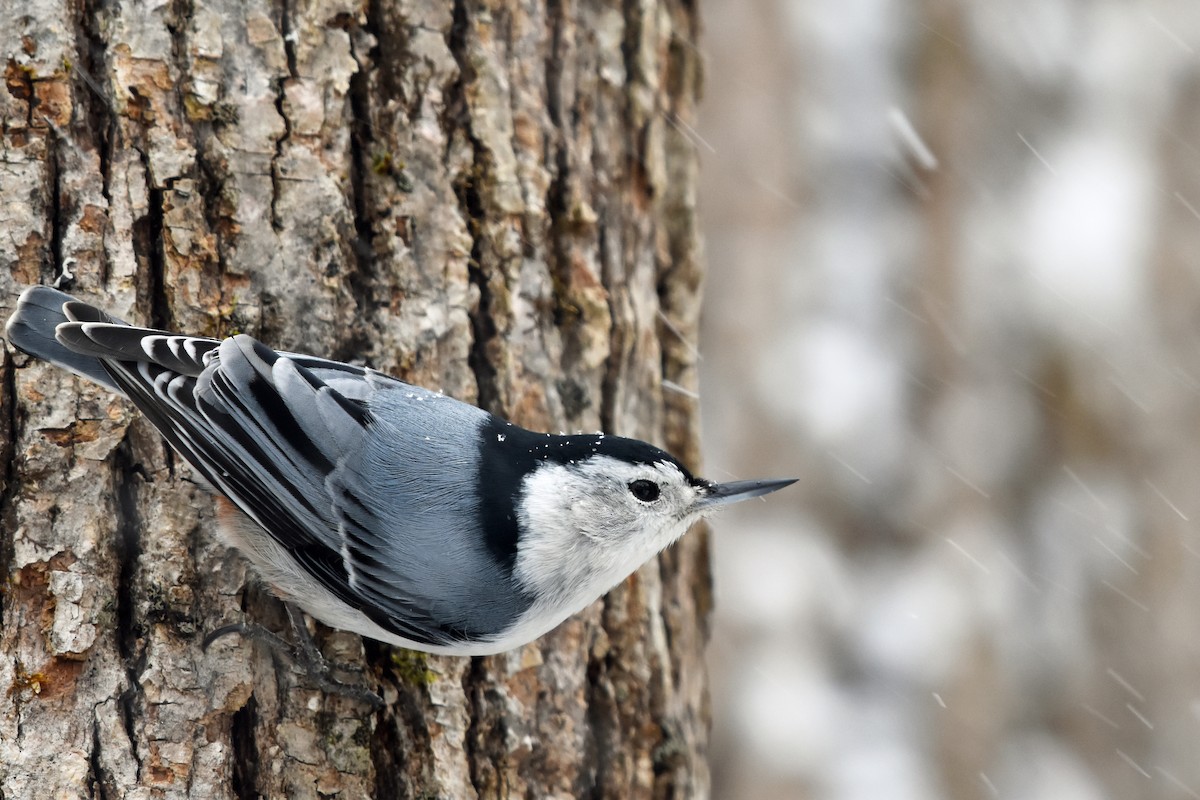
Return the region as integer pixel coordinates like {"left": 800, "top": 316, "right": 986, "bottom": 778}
{"left": 203, "top": 604, "right": 384, "bottom": 709}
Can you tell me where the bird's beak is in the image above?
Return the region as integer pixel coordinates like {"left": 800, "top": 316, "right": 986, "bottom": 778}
{"left": 695, "top": 477, "right": 797, "bottom": 510}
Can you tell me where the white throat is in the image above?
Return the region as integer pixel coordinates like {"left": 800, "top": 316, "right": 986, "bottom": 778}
{"left": 510, "top": 458, "right": 699, "bottom": 619}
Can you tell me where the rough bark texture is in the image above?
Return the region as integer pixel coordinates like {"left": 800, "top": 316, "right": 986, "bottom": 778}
{"left": 0, "top": 1, "right": 709, "bottom": 797}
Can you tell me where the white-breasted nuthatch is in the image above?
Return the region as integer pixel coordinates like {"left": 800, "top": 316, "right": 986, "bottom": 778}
{"left": 5, "top": 286, "right": 795, "bottom": 657}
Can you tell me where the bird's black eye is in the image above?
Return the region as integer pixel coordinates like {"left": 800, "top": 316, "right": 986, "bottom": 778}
{"left": 629, "top": 479, "right": 661, "bottom": 503}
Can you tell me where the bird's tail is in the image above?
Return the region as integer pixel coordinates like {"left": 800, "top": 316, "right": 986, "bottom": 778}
{"left": 4, "top": 286, "right": 128, "bottom": 394}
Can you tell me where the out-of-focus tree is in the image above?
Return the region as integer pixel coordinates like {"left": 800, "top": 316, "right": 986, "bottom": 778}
{"left": 701, "top": 2, "right": 1200, "bottom": 799}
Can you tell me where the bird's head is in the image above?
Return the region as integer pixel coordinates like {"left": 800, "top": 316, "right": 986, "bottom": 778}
{"left": 505, "top": 432, "right": 795, "bottom": 611}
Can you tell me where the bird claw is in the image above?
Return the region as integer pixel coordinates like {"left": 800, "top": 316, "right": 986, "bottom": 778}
{"left": 204, "top": 604, "right": 384, "bottom": 709}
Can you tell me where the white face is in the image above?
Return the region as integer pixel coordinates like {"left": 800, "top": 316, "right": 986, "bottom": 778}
{"left": 512, "top": 455, "right": 708, "bottom": 614}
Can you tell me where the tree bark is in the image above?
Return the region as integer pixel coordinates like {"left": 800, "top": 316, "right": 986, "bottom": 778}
{"left": 0, "top": 1, "right": 709, "bottom": 797}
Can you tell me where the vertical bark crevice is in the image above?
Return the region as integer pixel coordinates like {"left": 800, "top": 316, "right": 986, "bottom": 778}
{"left": 130, "top": 166, "right": 169, "bottom": 330}
{"left": 45, "top": 135, "right": 67, "bottom": 289}
{"left": 598, "top": 4, "right": 632, "bottom": 437}
{"left": 462, "top": 208, "right": 500, "bottom": 414}
{"left": 269, "top": 0, "right": 296, "bottom": 236}
{"left": 112, "top": 440, "right": 143, "bottom": 668}
{"left": 579, "top": 657, "right": 609, "bottom": 800}
{"left": 229, "top": 694, "right": 259, "bottom": 800}
{"left": 366, "top": 700, "right": 404, "bottom": 800}
{"left": 595, "top": 219, "right": 619, "bottom": 434}
{"left": 73, "top": 0, "right": 114, "bottom": 209}
{"left": 362, "top": 0, "right": 402, "bottom": 109}
{"left": 541, "top": 0, "right": 596, "bottom": 427}
{"left": 448, "top": 0, "right": 502, "bottom": 417}
{"left": 619, "top": 0, "right": 645, "bottom": 139}
{"left": 71, "top": 0, "right": 115, "bottom": 289}
{"left": 0, "top": 354, "right": 16, "bottom": 623}
{"left": 110, "top": 436, "right": 146, "bottom": 787}
{"left": 343, "top": 10, "right": 380, "bottom": 362}
{"left": 463, "top": 654, "right": 520, "bottom": 798}
{"left": 88, "top": 716, "right": 111, "bottom": 800}
{"left": 278, "top": 0, "right": 298, "bottom": 79}
{"left": 462, "top": 655, "right": 490, "bottom": 797}
{"left": 543, "top": 0, "right": 564, "bottom": 131}
{"left": 368, "top": 650, "right": 439, "bottom": 799}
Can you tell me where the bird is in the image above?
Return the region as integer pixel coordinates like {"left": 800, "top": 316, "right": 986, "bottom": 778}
{"left": 5, "top": 285, "right": 795, "bottom": 664}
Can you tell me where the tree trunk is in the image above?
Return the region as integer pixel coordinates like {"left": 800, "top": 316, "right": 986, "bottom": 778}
{"left": 0, "top": 1, "right": 709, "bottom": 797}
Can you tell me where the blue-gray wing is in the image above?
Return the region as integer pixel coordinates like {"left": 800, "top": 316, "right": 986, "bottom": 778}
{"left": 329, "top": 388, "right": 533, "bottom": 641}
{"left": 192, "top": 344, "right": 532, "bottom": 642}
{"left": 191, "top": 339, "right": 497, "bottom": 645}
{"left": 42, "top": 300, "right": 517, "bottom": 645}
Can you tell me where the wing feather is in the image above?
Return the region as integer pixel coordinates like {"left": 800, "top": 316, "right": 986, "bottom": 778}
{"left": 55, "top": 319, "right": 464, "bottom": 646}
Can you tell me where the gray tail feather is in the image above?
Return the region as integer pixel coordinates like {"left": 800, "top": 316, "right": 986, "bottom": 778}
{"left": 5, "top": 286, "right": 127, "bottom": 394}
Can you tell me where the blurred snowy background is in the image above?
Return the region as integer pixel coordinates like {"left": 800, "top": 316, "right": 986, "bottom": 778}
{"left": 697, "top": 2, "right": 1200, "bottom": 799}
